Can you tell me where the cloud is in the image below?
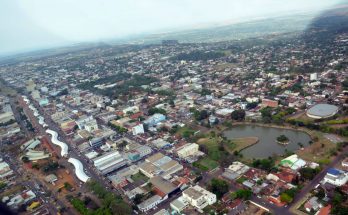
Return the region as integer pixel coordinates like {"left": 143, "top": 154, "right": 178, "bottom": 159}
{"left": 0, "top": 0, "right": 342, "bottom": 55}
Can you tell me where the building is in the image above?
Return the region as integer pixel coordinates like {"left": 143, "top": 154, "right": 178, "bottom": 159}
{"left": 139, "top": 153, "right": 183, "bottom": 179}
{"left": 304, "top": 196, "right": 322, "bottom": 212}
{"left": 176, "top": 143, "right": 199, "bottom": 158}
{"left": 93, "top": 151, "right": 127, "bottom": 175}
{"left": 310, "top": 73, "right": 318, "bottom": 81}
{"left": 144, "top": 114, "right": 166, "bottom": 126}
{"left": 123, "top": 106, "right": 139, "bottom": 115}
{"left": 215, "top": 108, "right": 234, "bottom": 118}
{"left": 137, "top": 195, "right": 162, "bottom": 212}
{"left": 170, "top": 197, "right": 189, "bottom": 213}
{"left": 0, "top": 161, "right": 14, "bottom": 178}
{"left": 89, "top": 137, "right": 104, "bottom": 148}
{"left": 306, "top": 104, "right": 339, "bottom": 119}
{"left": 323, "top": 168, "right": 348, "bottom": 186}
{"left": 182, "top": 185, "right": 216, "bottom": 210}
{"left": 76, "top": 115, "right": 98, "bottom": 132}
{"left": 45, "top": 174, "right": 58, "bottom": 184}
{"left": 132, "top": 124, "right": 145, "bottom": 135}
{"left": 150, "top": 176, "right": 180, "bottom": 198}
{"left": 280, "top": 154, "right": 306, "bottom": 170}
{"left": 262, "top": 99, "right": 279, "bottom": 108}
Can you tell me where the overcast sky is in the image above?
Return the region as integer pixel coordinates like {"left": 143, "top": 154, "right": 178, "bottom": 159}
{"left": 0, "top": 0, "right": 343, "bottom": 55}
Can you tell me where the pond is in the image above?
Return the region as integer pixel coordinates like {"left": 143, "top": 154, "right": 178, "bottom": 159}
{"left": 223, "top": 125, "right": 312, "bottom": 159}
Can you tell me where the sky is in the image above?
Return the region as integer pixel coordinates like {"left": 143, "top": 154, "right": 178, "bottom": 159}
{"left": 0, "top": 0, "right": 343, "bottom": 56}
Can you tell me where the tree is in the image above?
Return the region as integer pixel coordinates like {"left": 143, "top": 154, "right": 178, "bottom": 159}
{"left": 148, "top": 107, "right": 166, "bottom": 115}
{"left": 235, "top": 189, "right": 252, "bottom": 200}
{"left": 22, "top": 156, "right": 29, "bottom": 163}
{"left": 277, "top": 135, "right": 289, "bottom": 143}
{"left": 252, "top": 158, "right": 274, "bottom": 171}
{"left": 260, "top": 107, "right": 273, "bottom": 123}
{"left": 280, "top": 193, "right": 293, "bottom": 203}
{"left": 246, "top": 102, "right": 258, "bottom": 110}
{"left": 133, "top": 194, "right": 144, "bottom": 205}
{"left": 231, "top": 110, "right": 246, "bottom": 121}
{"left": 208, "top": 178, "right": 229, "bottom": 199}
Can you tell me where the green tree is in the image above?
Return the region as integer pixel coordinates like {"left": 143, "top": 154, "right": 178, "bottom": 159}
{"left": 235, "top": 189, "right": 252, "bottom": 200}
{"left": 231, "top": 110, "right": 246, "bottom": 121}
{"left": 208, "top": 178, "right": 229, "bottom": 199}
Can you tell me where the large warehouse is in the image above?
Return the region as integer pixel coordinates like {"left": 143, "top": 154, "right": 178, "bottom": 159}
{"left": 306, "top": 104, "right": 339, "bottom": 119}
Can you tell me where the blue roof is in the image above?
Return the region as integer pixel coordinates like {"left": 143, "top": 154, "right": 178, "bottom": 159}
{"left": 327, "top": 168, "right": 340, "bottom": 176}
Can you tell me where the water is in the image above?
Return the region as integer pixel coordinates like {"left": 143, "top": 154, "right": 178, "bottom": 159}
{"left": 223, "top": 125, "right": 312, "bottom": 159}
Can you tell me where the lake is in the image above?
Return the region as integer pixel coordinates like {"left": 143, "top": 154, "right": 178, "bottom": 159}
{"left": 223, "top": 125, "right": 312, "bottom": 159}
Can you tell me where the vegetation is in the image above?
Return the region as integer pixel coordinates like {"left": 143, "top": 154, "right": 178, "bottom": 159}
{"left": 108, "top": 122, "right": 128, "bottom": 133}
{"left": 42, "top": 161, "right": 59, "bottom": 173}
{"left": 299, "top": 167, "right": 321, "bottom": 181}
{"left": 148, "top": 107, "right": 166, "bottom": 115}
{"left": 208, "top": 178, "right": 229, "bottom": 199}
{"left": 190, "top": 108, "right": 209, "bottom": 121}
{"left": 193, "top": 157, "right": 219, "bottom": 171}
{"left": 0, "top": 182, "right": 7, "bottom": 190}
{"left": 231, "top": 110, "right": 246, "bottom": 121}
{"left": 83, "top": 180, "right": 131, "bottom": 215}
{"left": 252, "top": 157, "right": 274, "bottom": 171}
{"left": 235, "top": 189, "right": 252, "bottom": 200}
{"left": 277, "top": 134, "right": 289, "bottom": 143}
{"left": 280, "top": 187, "right": 300, "bottom": 204}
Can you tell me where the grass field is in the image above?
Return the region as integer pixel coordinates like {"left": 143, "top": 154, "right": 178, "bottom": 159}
{"left": 296, "top": 129, "right": 339, "bottom": 163}
{"left": 193, "top": 157, "right": 219, "bottom": 171}
{"left": 224, "top": 137, "right": 259, "bottom": 153}
{"left": 131, "top": 172, "right": 149, "bottom": 183}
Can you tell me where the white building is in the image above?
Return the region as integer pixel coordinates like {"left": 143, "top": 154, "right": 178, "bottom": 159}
{"left": 176, "top": 143, "right": 199, "bottom": 158}
{"left": 122, "top": 106, "right": 139, "bottom": 115}
{"left": 182, "top": 185, "right": 216, "bottom": 210}
{"left": 323, "top": 168, "right": 348, "bottom": 186}
{"left": 93, "top": 151, "right": 126, "bottom": 175}
{"left": 310, "top": 73, "right": 318, "bottom": 81}
{"left": 0, "top": 161, "right": 14, "bottom": 178}
{"left": 132, "top": 124, "right": 145, "bottom": 135}
{"left": 137, "top": 195, "right": 163, "bottom": 212}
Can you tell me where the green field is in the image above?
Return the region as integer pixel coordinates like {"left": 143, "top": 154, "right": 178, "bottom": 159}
{"left": 193, "top": 157, "right": 219, "bottom": 171}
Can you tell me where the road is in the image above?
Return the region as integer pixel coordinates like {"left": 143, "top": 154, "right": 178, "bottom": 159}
{"left": 290, "top": 145, "right": 348, "bottom": 210}
{"left": 27, "top": 94, "right": 131, "bottom": 203}
{"left": 0, "top": 150, "right": 60, "bottom": 215}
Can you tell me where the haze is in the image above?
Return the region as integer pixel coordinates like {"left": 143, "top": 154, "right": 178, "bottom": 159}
{"left": 0, "top": 0, "right": 342, "bottom": 55}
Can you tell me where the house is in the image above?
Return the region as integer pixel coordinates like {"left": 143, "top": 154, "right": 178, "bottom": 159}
{"left": 170, "top": 196, "right": 188, "bottom": 213}
{"left": 341, "top": 158, "right": 348, "bottom": 167}
{"left": 0, "top": 161, "right": 14, "bottom": 178}
{"left": 280, "top": 154, "right": 306, "bottom": 170}
{"left": 132, "top": 124, "right": 144, "bottom": 135}
{"left": 304, "top": 197, "right": 322, "bottom": 212}
{"left": 144, "top": 114, "right": 166, "bottom": 126}
{"left": 316, "top": 204, "right": 331, "bottom": 215}
{"left": 182, "top": 185, "right": 216, "bottom": 210}
{"left": 137, "top": 195, "right": 162, "bottom": 212}
{"left": 176, "top": 143, "right": 199, "bottom": 158}
{"left": 44, "top": 174, "right": 58, "bottom": 184}
{"left": 150, "top": 176, "right": 180, "bottom": 198}
{"left": 323, "top": 168, "right": 348, "bottom": 186}
{"left": 262, "top": 99, "right": 278, "bottom": 108}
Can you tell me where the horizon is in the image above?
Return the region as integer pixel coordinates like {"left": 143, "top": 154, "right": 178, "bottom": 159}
{"left": 0, "top": 0, "right": 343, "bottom": 56}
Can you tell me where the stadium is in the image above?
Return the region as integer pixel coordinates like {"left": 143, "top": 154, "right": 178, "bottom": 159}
{"left": 306, "top": 104, "right": 339, "bottom": 119}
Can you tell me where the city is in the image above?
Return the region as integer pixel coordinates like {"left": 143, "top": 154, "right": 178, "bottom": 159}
{"left": 1, "top": 1, "right": 348, "bottom": 215}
